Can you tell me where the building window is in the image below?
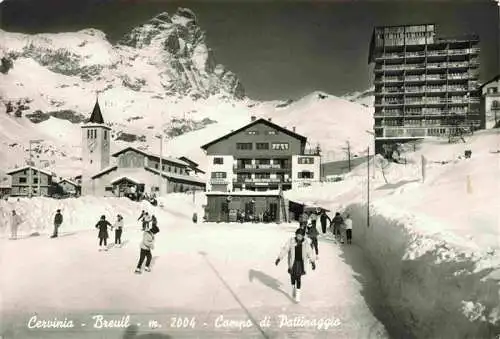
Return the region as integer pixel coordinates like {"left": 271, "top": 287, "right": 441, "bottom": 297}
{"left": 19, "top": 177, "right": 27, "bottom": 184}
{"left": 487, "top": 87, "right": 498, "bottom": 94}
{"left": 211, "top": 172, "right": 227, "bottom": 179}
{"left": 236, "top": 143, "right": 253, "bottom": 150}
{"left": 105, "top": 186, "right": 113, "bottom": 192}
{"left": 272, "top": 143, "right": 289, "bottom": 150}
{"left": 298, "top": 157, "right": 314, "bottom": 164}
{"left": 298, "top": 171, "right": 314, "bottom": 179}
{"left": 266, "top": 131, "right": 277, "bottom": 135}
{"left": 162, "top": 165, "right": 166, "bottom": 171}
{"left": 104, "top": 130, "right": 108, "bottom": 140}
{"left": 246, "top": 130, "right": 258, "bottom": 135}
{"left": 33, "top": 178, "right": 39, "bottom": 184}
{"left": 256, "top": 143, "right": 269, "bottom": 150}
{"left": 213, "top": 157, "right": 224, "bottom": 165}
{"left": 155, "top": 163, "right": 159, "bottom": 169}
{"left": 87, "top": 130, "right": 91, "bottom": 139}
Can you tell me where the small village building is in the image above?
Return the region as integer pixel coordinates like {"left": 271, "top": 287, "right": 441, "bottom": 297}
{"left": 6, "top": 166, "right": 54, "bottom": 197}
{"left": 480, "top": 75, "right": 500, "bottom": 128}
{"left": 80, "top": 99, "right": 206, "bottom": 197}
{"left": 59, "top": 178, "right": 80, "bottom": 196}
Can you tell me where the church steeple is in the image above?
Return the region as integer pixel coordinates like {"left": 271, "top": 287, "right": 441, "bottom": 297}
{"left": 88, "top": 97, "right": 104, "bottom": 124}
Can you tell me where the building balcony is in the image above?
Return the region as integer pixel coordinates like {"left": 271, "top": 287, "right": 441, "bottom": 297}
{"left": 447, "top": 62, "right": 470, "bottom": 69}
{"left": 384, "top": 127, "right": 428, "bottom": 138}
{"left": 210, "top": 178, "right": 230, "bottom": 185}
{"left": 233, "top": 177, "right": 285, "bottom": 184}
{"left": 234, "top": 164, "right": 291, "bottom": 172}
{"left": 375, "top": 101, "right": 404, "bottom": 107}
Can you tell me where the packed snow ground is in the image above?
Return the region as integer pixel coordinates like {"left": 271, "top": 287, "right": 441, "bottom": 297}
{"left": 284, "top": 129, "right": 500, "bottom": 338}
{"left": 0, "top": 194, "right": 388, "bottom": 339}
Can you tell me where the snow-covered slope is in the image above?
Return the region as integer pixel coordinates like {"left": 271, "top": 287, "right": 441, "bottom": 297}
{"left": 341, "top": 87, "right": 374, "bottom": 108}
{"left": 284, "top": 129, "right": 500, "bottom": 337}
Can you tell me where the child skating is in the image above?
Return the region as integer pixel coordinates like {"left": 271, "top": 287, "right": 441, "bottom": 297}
{"left": 275, "top": 228, "right": 317, "bottom": 303}
{"left": 114, "top": 214, "right": 124, "bottom": 246}
{"left": 135, "top": 224, "right": 159, "bottom": 274}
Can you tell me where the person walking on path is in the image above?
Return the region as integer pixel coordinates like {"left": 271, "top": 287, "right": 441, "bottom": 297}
{"left": 344, "top": 213, "right": 353, "bottom": 244}
{"left": 299, "top": 211, "right": 308, "bottom": 229}
{"left": 10, "top": 210, "right": 21, "bottom": 240}
{"left": 135, "top": 225, "right": 159, "bottom": 274}
{"left": 308, "top": 211, "right": 318, "bottom": 229}
{"left": 95, "top": 215, "right": 112, "bottom": 251}
{"left": 51, "top": 209, "right": 63, "bottom": 238}
{"left": 275, "top": 228, "right": 317, "bottom": 303}
{"left": 114, "top": 214, "right": 124, "bottom": 246}
{"left": 306, "top": 222, "right": 319, "bottom": 256}
{"left": 319, "top": 210, "right": 331, "bottom": 234}
{"left": 331, "top": 212, "right": 344, "bottom": 241}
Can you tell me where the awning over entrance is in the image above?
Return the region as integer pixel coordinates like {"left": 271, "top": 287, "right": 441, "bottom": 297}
{"left": 110, "top": 176, "right": 141, "bottom": 185}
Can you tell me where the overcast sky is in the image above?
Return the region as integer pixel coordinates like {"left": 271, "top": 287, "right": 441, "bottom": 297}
{"left": 1, "top": 0, "right": 498, "bottom": 100}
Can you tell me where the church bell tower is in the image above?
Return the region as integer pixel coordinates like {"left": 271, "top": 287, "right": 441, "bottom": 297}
{"left": 81, "top": 97, "right": 111, "bottom": 195}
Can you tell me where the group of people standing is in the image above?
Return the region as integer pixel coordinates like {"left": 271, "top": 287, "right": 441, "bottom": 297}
{"left": 94, "top": 210, "right": 159, "bottom": 274}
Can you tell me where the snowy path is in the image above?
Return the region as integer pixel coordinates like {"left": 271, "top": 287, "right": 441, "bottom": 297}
{"left": 1, "top": 215, "right": 389, "bottom": 338}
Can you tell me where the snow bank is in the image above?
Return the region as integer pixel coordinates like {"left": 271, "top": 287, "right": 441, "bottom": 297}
{"left": 347, "top": 202, "right": 500, "bottom": 338}
{"left": 0, "top": 196, "right": 158, "bottom": 237}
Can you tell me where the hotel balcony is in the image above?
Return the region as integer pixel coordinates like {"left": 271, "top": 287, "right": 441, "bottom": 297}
{"left": 210, "top": 178, "right": 230, "bottom": 185}
{"left": 234, "top": 163, "right": 291, "bottom": 172}
{"left": 233, "top": 177, "right": 286, "bottom": 184}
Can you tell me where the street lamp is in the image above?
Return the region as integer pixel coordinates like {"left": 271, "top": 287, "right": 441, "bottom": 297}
{"left": 28, "top": 139, "right": 43, "bottom": 198}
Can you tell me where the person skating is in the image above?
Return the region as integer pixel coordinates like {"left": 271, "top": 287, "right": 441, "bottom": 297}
{"left": 319, "top": 210, "right": 331, "bottom": 234}
{"left": 114, "top": 214, "right": 124, "bottom": 246}
{"left": 95, "top": 215, "right": 112, "bottom": 251}
{"left": 344, "top": 213, "right": 353, "bottom": 244}
{"left": 275, "top": 228, "right": 317, "bottom": 303}
{"left": 306, "top": 222, "right": 319, "bottom": 256}
{"left": 135, "top": 225, "right": 159, "bottom": 274}
{"left": 137, "top": 210, "right": 147, "bottom": 230}
{"left": 331, "top": 212, "right": 344, "bottom": 241}
{"left": 10, "top": 210, "right": 21, "bottom": 240}
{"left": 51, "top": 209, "right": 63, "bottom": 238}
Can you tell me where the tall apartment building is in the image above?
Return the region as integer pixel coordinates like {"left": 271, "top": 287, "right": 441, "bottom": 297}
{"left": 368, "top": 24, "right": 482, "bottom": 154}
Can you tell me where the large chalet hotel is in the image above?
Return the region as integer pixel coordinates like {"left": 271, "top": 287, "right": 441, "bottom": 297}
{"left": 201, "top": 116, "right": 320, "bottom": 223}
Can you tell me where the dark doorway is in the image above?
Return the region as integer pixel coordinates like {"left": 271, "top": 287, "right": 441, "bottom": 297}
{"left": 269, "top": 203, "right": 278, "bottom": 221}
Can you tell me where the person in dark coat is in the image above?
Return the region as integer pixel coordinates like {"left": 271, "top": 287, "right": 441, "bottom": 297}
{"left": 51, "top": 209, "right": 63, "bottom": 238}
{"left": 96, "top": 215, "right": 112, "bottom": 251}
{"left": 275, "top": 228, "right": 316, "bottom": 303}
{"left": 306, "top": 223, "right": 319, "bottom": 256}
{"left": 331, "top": 212, "right": 344, "bottom": 240}
{"left": 319, "top": 210, "right": 331, "bottom": 234}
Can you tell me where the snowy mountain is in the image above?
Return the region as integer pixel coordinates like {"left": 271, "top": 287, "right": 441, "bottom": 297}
{"left": 0, "top": 8, "right": 374, "bottom": 180}
{"left": 341, "top": 87, "right": 375, "bottom": 108}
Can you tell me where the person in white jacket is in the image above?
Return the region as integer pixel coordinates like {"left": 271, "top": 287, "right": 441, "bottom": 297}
{"left": 114, "top": 214, "right": 124, "bottom": 246}
{"left": 344, "top": 214, "right": 353, "bottom": 244}
{"left": 10, "top": 210, "right": 21, "bottom": 240}
{"left": 135, "top": 225, "right": 159, "bottom": 274}
{"left": 275, "top": 228, "right": 317, "bottom": 303}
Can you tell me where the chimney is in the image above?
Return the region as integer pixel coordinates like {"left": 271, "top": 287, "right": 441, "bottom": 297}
{"left": 292, "top": 126, "right": 296, "bottom": 132}
{"left": 251, "top": 116, "right": 256, "bottom": 122}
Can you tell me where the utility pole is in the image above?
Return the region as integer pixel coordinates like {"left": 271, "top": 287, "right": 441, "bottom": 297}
{"left": 159, "top": 134, "right": 163, "bottom": 197}
{"left": 342, "top": 141, "right": 352, "bottom": 172}
{"left": 367, "top": 146, "right": 370, "bottom": 228}
{"left": 28, "top": 139, "right": 43, "bottom": 198}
